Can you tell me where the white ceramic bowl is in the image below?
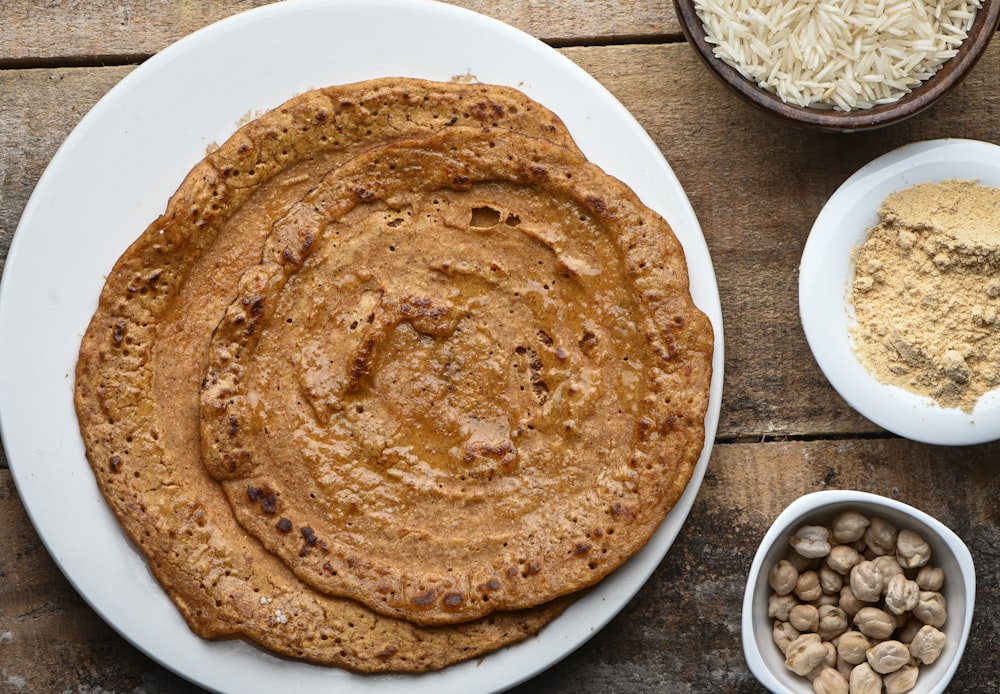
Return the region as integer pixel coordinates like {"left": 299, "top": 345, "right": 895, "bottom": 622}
{"left": 799, "top": 139, "right": 1000, "bottom": 445}
{"left": 742, "top": 490, "right": 975, "bottom": 694}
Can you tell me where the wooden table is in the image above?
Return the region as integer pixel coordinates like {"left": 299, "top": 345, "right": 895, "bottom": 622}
{"left": 2, "top": 1, "right": 998, "bottom": 691}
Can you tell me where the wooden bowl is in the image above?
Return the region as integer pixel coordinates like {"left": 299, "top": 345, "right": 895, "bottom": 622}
{"left": 674, "top": 0, "right": 1000, "bottom": 132}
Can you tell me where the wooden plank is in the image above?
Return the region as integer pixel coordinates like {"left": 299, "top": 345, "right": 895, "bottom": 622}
{"left": 4, "top": 437, "right": 999, "bottom": 692}
{"left": 562, "top": 41, "right": 1000, "bottom": 439}
{"left": 0, "top": 66, "right": 135, "bottom": 278}
{"left": 0, "top": 0, "right": 681, "bottom": 63}
{"left": 6, "top": 44, "right": 1000, "bottom": 439}
{"left": 519, "top": 437, "right": 1000, "bottom": 693}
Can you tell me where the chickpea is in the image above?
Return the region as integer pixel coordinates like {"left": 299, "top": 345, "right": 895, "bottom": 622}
{"left": 769, "top": 559, "right": 799, "bottom": 596}
{"left": 853, "top": 606, "right": 896, "bottom": 640}
{"left": 885, "top": 574, "right": 920, "bottom": 615}
{"left": 812, "top": 667, "right": 848, "bottom": 694}
{"left": 832, "top": 510, "right": 870, "bottom": 543}
{"left": 819, "top": 565, "right": 843, "bottom": 595}
{"left": 806, "top": 642, "right": 838, "bottom": 681}
{"left": 895, "top": 529, "right": 931, "bottom": 568}
{"left": 873, "top": 554, "right": 904, "bottom": 588}
{"left": 838, "top": 585, "right": 867, "bottom": 617}
{"left": 815, "top": 593, "right": 840, "bottom": 608}
{"left": 884, "top": 664, "right": 919, "bottom": 694}
{"left": 849, "top": 662, "right": 883, "bottom": 694}
{"left": 866, "top": 640, "right": 910, "bottom": 674}
{"left": 817, "top": 604, "right": 849, "bottom": 641}
{"left": 835, "top": 656, "right": 854, "bottom": 680}
{"left": 785, "top": 633, "right": 830, "bottom": 676}
{"left": 863, "top": 516, "right": 898, "bottom": 556}
{"left": 836, "top": 630, "right": 872, "bottom": 665}
{"left": 915, "top": 565, "right": 944, "bottom": 591}
{"left": 768, "top": 593, "right": 798, "bottom": 621}
{"left": 765, "top": 510, "right": 949, "bottom": 693}
{"left": 795, "top": 570, "right": 823, "bottom": 602}
{"left": 790, "top": 603, "right": 820, "bottom": 633}
{"left": 909, "top": 624, "right": 946, "bottom": 664}
{"left": 792, "top": 525, "right": 833, "bottom": 559}
{"left": 897, "top": 616, "right": 924, "bottom": 644}
{"left": 850, "top": 560, "right": 883, "bottom": 603}
{"left": 826, "top": 544, "right": 861, "bottom": 575}
{"left": 773, "top": 620, "right": 801, "bottom": 654}
{"left": 913, "top": 591, "right": 947, "bottom": 628}
{"left": 785, "top": 548, "right": 818, "bottom": 572}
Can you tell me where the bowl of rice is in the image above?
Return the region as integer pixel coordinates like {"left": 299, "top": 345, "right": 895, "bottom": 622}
{"left": 674, "top": 0, "right": 1000, "bottom": 132}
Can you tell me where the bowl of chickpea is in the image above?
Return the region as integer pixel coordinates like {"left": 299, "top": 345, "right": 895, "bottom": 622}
{"left": 741, "top": 490, "right": 974, "bottom": 693}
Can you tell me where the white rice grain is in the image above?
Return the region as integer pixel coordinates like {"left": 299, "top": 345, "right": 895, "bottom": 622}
{"left": 694, "top": 0, "right": 982, "bottom": 110}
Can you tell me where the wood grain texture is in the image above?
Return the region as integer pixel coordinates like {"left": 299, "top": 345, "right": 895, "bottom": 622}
{"left": 5, "top": 437, "right": 999, "bottom": 692}
{"left": 0, "top": 0, "right": 681, "bottom": 63}
{"left": 3, "top": 1, "right": 1000, "bottom": 691}
{"left": 564, "top": 41, "right": 1000, "bottom": 439}
{"left": 0, "top": 66, "right": 135, "bottom": 279}
{"left": 5, "top": 44, "right": 1000, "bottom": 438}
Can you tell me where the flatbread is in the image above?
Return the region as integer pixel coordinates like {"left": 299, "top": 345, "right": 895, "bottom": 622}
{"left": 199, "top": 125, "right": 715, "bottom": 626}
{"left": 74, "top": 78, "right": 582, "bottom": 672}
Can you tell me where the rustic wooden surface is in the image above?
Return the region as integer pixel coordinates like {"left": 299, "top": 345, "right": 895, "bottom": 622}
{"left": 2, "top": 1, "right": 999, "bottom": 692}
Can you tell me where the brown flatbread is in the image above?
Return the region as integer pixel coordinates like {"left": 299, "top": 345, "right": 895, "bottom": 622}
{"left": 199, "top": 125, "right": 714, "bottom": 626}
{"left": 73, "top": 78, "right": 582, "bottom": 672}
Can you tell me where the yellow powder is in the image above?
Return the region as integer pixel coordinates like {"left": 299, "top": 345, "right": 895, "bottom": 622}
{"left": 850, "top": 179, "right": 1000, "bottom": 413}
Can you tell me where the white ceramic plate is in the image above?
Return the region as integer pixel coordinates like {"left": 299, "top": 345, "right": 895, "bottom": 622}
{"left": 799, "top": 138, "right": 1000, "bottom": 446}
{"left": 0, "top": 1, "right": 723, "bottom": 692}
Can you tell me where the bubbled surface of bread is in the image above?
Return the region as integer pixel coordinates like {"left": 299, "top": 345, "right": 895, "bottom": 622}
{"left": 73, "top": 77, "right": 712, "bottom": 671}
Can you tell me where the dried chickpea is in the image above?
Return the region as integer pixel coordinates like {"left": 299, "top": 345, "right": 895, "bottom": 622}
{"left": 897, "top": 616, "right": 924, "bottom": 644}
{"left": 795, "top": 570, "right": 823, "bottom": 602}
{"left": 835, "top": 656, "right": 854, "bottom": 680}
{"left": 863, "top": 516, "right": 898, "bottom": 556}
{"left": 853, "top": 606, "right": 896, "bottom": 640}
{"left": 873, "top": 554, "right": 904, "bottom": 588}
{"left": 819, "top": 565, "right": 843, "bottom": 595}
{"left": 768, "top": 559, "right": 799, "bottom": 596}
{"left": 785, "top": 633, "right": 830, "bottom": 676}
{"left": 812, "top": 666, "right": 848, "bottom": 694}
{"left": 838, "top": 585, "right": 867, "bottom": 617}
{"left": 817, "top": 604, "right": 848, "bottom": 641}
{"left": 806, "top": 642, "right": 838, "bottom": 681}
{"left": 765, "top": 509, "right": 950, "bottom": 693}
{"left": 785, "top": 548, "right": 818, "bottom": 572}
{"left": 773, "top": 620, "right": 801, "bottom": 654}
{"left": 885, "top": 574, "right": 920, "bottom": 615}
{"left": 895, "top": 528, "right": 931, "bottom": 568}
{"left": 909, "top": 624, "right": 946, "bottom": 664}
{"left": 768, "top": 593, "right": 798, "bottom": 621}
{"left": 849, "top": 662, "right": 883, "bottom": 694}
{"left": 884, "top": 664, "right": 919, "bottom": 694}
{"left": 792, "top": 525, "right": 833, "bottom": 559}
{"left": 832, "top": 510, "right": 870, "bottom": 543}
{"left": 836, "top": 630, "right": 872, "bottom": 665}
{"left": 815, "top": 593, "right": 840, "bottom": 608}
{"left": 866, "top": 640, "right": 910, "bottom": 674}
{"left": 850, "top": 560, "right": 883, "bottom": 603}
{"left": 790, "top": 603, "right": 820, "bottom": 633}
{"left": 913, "top": 591, "right": 947, "bottom": 628}
{"left": 915, "top": 565, "right": 944, "bottom": 592}
{"left": 826, "top": 544, "right": 861, "bottom": 575}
